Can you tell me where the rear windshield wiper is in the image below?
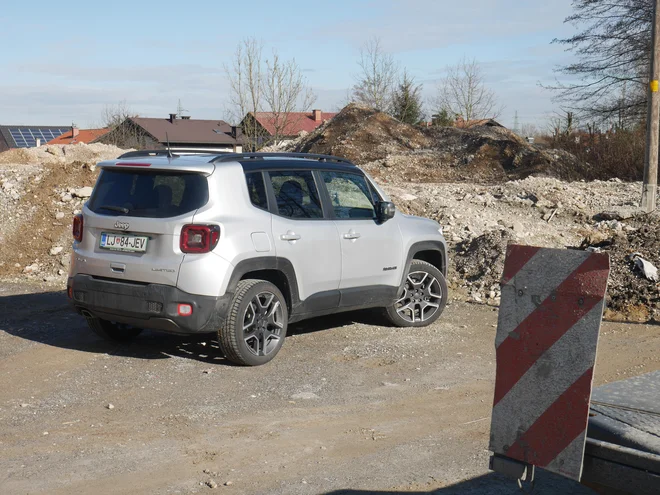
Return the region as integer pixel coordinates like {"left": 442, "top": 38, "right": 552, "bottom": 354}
{"left": 97, "top": 205, "right": 130, "bottom": 214}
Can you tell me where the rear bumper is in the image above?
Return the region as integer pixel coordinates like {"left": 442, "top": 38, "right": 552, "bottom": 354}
{"left": 68, "top": 274, "right": 232, "bottom": 334}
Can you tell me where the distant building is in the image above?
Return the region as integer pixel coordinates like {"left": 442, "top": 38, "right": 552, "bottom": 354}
{"left": 47, "top": 127, "right": 110, "bottom": 145}
{"left": 454, "top": 117, "right": 505, "bottom": 129}
{"left": 93, "top": 114, "right": 243, "bottom": 152}
{"left": 0, "top": 125, "right": 69, "bottom": 152}
{"left": 241, "top": 109, "right": 337, "bottom": 145}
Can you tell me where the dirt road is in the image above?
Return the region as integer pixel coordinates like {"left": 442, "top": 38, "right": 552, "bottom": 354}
{"left": 1, "top": 283, "right": 659, "bottom": 495}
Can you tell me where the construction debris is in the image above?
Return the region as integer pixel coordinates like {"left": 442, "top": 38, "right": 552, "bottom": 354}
{"left": 632, "top": 254, "right": 659, "bottom": 282}
{"left": 0, "top": 130, "right": 658, "bottom": 322}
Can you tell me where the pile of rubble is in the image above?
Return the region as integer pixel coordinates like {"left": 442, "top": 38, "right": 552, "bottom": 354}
{"left": 0, "top": 133, "right": 657, "bottom": 322}
{"left": 580, "top": 222, "right": 660, "bottom": 320}
{"left": 0, "top": 142, "right": 126, "bottom": 166}
{"left": 383, "top": 177, "right": 659, "bottom": 321}
{"left": 288, "top": 104, "right": 596, "bottom": 183}
{"left": 0, "top": 143, "right": 126, "bottom": 283}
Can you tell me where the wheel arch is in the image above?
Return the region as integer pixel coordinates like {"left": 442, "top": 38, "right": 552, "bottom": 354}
{"left": 412, "top": 249, "right": 445, "bottom": 274}
{"left": 400, "top": 241, "right": 447, "bottom": 289}
{"left": 227, "top": 257, "right": 300, "bottom": 312}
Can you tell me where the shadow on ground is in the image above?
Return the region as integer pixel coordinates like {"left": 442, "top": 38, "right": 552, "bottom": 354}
{"left": 0, "top": 289, "right": 386, "bottom": 366}
{"left": 325, "top": 470, "right": 596, "bottom": 494}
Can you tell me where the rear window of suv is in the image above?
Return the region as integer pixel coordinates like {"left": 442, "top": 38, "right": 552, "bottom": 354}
{"left": 88, "top": 169, "right": 209, "bottom": 218}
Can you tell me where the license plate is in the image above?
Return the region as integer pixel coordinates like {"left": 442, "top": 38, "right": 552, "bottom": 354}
{"left": 100, "top": 232, "right": 148, "bottom": 252}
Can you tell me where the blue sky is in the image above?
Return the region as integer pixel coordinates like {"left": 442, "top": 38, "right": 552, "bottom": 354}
{"left": 0, "top": 0, "right": 577, "bottom": 129}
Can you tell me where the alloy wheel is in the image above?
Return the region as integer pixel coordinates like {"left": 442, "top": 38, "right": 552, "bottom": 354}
{"left": 243, "top": 291, "right": 284, "bottom": 356}
{"left": 395, "top": 271, "right": 443, "bottom": 323}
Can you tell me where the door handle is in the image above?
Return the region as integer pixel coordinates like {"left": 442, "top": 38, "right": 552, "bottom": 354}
{"left": 343, "top": 232, "right": 361, "bottom": 240}
{"left": 280, "top": 232, "right": 301, "bottom": 241}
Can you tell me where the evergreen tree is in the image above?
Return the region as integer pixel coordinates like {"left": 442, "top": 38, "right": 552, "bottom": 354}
{"left": 431, "top": 109, "right": 454, "bottom": 127}
{"left": 391, "top": 71, "right": 423, "bottom": 124}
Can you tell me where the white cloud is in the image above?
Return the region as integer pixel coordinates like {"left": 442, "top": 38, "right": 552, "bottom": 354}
{"left": 0, "top": 63, "right": 231, "bottom": 127}
{"left": 293, "top": 0, "right": 574, "bottom": 52}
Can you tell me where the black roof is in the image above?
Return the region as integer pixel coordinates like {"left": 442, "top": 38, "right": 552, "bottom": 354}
{"left": 111, "top": 151, "right": 360, "bottom": 173}
{"left": 212, "top": 152, "right": 359, "bottom": 173}
{"left": 211, "top": 152, "right": 354, "bottom": 164}
{"left": 239, "top": 160, "right": 359, "bottom": 173}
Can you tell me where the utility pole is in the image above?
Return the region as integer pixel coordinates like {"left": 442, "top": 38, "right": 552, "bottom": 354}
{"left": 513, "top": 111, "right": 520, "bottom": 135}
{"left": 176, "top": 99, "right": 188, "bottom": 118}
{"left": 641, "top": 0, "right": 660, "bottom": 212}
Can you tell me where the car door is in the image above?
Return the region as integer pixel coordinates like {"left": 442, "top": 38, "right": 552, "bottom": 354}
{"left": 267, "top": 169, "right": 342, "bottom": 307}
{"left": 319, "top": 170, "right": 403, "bottom": 291}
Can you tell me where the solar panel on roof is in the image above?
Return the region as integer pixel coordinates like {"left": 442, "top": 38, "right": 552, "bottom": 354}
{"left": 5, "top": 127, "right": 68, "bottom": 148}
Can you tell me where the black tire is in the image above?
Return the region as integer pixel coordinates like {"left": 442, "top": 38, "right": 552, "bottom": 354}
{"left": 383, "top": 260, "right": 448, "bottom": 327}
{"left": 218, "top": 279, "right": 288, "bottom": 366}
{"left": 86, "top": 316, "right": 143, "bottom": 342}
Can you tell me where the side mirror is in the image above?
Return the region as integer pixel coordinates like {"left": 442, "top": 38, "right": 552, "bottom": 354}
{"left": 376, "top": 201, "right": 396, "bottom": 223}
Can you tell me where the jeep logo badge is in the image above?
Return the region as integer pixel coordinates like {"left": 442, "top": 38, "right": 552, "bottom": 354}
{"left": 114, "top": 221, "right": 130, "bottom": 231}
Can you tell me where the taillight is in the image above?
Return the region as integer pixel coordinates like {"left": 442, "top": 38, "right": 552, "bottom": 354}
{"left": 73, "top": 214, "right": 83, "bottom": 242}
{"left": 180, "top": 225, "right": 220, "bottom": 253}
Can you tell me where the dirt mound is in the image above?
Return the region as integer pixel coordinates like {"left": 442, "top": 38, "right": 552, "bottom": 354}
{"left": 424, "top": 126, "right": 591, "bottom": 182}
{"left": 0, "top": 161, "right": 100, "bottom": 281}
{"left": 293, "top": 104, "right": 431, "bottom": 162}
{"left": 0, "top": 143, "right": 128, "bottom": 166}
{"left": 0, "top": 143, "right": 128, "bottom": 284}
{"left": 289, "top": 105, "right": 591, "bottom": 183}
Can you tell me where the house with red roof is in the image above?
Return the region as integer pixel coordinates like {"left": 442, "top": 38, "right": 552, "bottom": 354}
{"left": 241, "top": 109, "right": 337, "bottom": 146}
{"left": 47, "top": 127, "right": 110, "bottom": 145}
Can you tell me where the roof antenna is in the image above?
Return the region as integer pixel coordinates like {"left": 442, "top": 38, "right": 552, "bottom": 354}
{"left": 166, "top": 132, "right": 173, "bottom": 158}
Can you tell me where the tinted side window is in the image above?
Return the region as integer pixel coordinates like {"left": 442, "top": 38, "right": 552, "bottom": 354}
{"left": 321, "top": 171, "right": 375, "bottom": 219}
{"left": 88, "top": 170, "right": 208, "bottom": 218}
{"left": 245, "top": 172, "right": 268, "bottom": 210}
{"left": 269, "top": 170, "right": 323, "bottom": 219}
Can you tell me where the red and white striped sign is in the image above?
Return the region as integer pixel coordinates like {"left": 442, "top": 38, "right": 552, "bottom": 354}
{"left": 489, "top": 245, "right": 610, "bottom": 481}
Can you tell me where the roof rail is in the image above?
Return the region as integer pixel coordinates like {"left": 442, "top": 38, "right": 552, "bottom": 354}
{"left": 211, "top": 152, "right": 355, "bottom": 166}
{"left": 117, "top": 149, "right": 223, "bottom": 159}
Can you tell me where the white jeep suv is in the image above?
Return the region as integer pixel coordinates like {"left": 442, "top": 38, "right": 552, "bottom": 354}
{"left": 68, "top": 152, "right": 448, "bottom": 365}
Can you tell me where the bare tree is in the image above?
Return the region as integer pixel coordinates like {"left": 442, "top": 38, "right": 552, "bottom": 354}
{"left": 434, "top": 57, "right": 501, "bottom": 125}
{"left": 98, "top": 100, "right": 144, "bottom": 148}
{"left": 262, "top": 52, "right": 316, "bottom": 144}
{"left": 224, "top": 38, "right": 264, "bottom": 150}
{"left": 547, "top": 110, "right": 578, "bottom": 139}
{"left": 101, "top": 100, "right": 134, "bottom": 129}
{"left": 550, "top": 0, "right": 650, "bottom": 124}
{"left": 225, "top": 38, "right": 319, "bottom": 149}
{"left": 520, "top": 123, "right": 540, "bottom": 138}
{"left": 352, "top": 37, "right": 399, "bottom": 112}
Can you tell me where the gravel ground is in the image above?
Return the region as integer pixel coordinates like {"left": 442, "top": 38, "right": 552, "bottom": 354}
{"left": 1, "top": 282, "right": 659, "bottom": 495}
